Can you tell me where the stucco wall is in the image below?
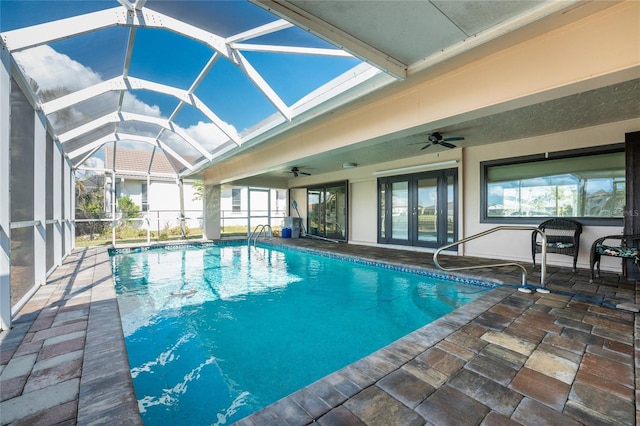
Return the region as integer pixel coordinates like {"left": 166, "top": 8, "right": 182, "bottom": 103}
{"left": 344, "top": 119, "right": 639, "bottom": 272}
{"left": 350, "top": 180, "right": 377, "bottom": 244}
{"left": 148, "top": 181, "right": 201, "bottom": 212}
{"left": 199, "top": 2, "right": 639, "bottom": 274}
{"left": 203, "top": 2, "right": 639, "bottom": 188}
{"left": 461, "top": 119, "right": 640, "bottom": 271}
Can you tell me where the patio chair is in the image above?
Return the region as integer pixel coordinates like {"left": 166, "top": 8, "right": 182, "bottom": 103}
{"left": 589, "top": 233, "right": 640, "bottom": 282}
{"left": 531, "top": 218, "right": 583, "bottom": 272}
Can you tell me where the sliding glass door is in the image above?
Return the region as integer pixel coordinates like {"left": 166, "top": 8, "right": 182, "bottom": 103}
{"left": 307, "top": 182, "right": 347, "bottom": 241}
{"left": 378, "top": 169, "right": 457, "bottom": 248}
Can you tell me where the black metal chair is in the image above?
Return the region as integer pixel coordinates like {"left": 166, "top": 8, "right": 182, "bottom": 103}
{"left": 589, "top": 234, "right": 640, "bottom": 282}
{"left": 531, "top": 218, "right": 583, "bottom": 272}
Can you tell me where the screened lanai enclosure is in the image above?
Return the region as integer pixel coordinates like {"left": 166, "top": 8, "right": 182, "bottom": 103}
{"left": 3, "top": 0, "right": 637, "bottom": 331}
{"left": 0, "top": 0, "right": 390, "bottom": 330}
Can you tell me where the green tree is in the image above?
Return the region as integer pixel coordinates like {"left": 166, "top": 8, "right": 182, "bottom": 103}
{"left": 192, "top": 180, "right": 203, "bottom": 201}
{"left": 76, "top": 184, "right": 105, "bottom": 240}
{"left": 118, "top": 195, "right": 140, "bottom": 219}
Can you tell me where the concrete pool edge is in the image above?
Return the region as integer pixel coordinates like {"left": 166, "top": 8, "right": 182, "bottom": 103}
{"left": 78, "top": 248, "right": 142, "bottom": 425}
{"left": 104, "top": 240, "right": 506, "bottom": 424}
{"left": 3, "top": 241, "right": 635, "bottom": 424}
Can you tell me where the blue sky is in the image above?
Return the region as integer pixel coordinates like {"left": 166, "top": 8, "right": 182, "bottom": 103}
{"left": 1, "top": 0, "right": 364, "bottom": 148}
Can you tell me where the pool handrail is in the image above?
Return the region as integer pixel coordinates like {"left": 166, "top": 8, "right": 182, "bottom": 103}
{"left": 248, "top": 224, "right": 273, "bottom": 247}
{"left": 433, "top": 226, "right": 547, "bottom": 293}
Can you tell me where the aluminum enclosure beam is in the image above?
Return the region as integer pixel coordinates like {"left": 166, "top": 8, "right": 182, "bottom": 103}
{"left": 0, "top": 47, "right": 11, "bottom": 330}
{"left": 252, "top": 0, "right": 407, "bottom": 79}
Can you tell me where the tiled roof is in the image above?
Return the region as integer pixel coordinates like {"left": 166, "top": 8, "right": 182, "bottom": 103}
{"left": 104, "top": 147, "right": 176, "bottom": 177}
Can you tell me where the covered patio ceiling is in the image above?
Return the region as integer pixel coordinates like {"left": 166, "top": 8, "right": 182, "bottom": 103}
{"left": 1, "top": 0, "right": 608, "bottom": 181}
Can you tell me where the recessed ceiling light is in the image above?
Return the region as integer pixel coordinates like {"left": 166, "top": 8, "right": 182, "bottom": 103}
{"left": 342, "top": 162, "right": 357, "bottom": 169}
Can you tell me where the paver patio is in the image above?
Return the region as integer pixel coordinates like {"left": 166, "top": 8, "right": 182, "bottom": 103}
{"left": 1, "top": 239, "right": 638, "bottom": 425}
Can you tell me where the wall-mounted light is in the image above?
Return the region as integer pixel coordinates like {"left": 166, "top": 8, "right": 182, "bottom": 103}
{"left": 372, "top": 160, "right": 458, "bottom": 176}
{"left": 342, "top": 162, "right": 358, "bottom": 169}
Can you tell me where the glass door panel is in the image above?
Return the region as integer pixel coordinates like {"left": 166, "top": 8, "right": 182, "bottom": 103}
{"left": 306, "top": 182, "right": 348, "bottom": 241}
{"left": 391, "top": 181, "right": 409, "bottom": 240}
{"left": 417, "top": 177, "right": 438, "bottom": 243}
{"left": 378, "top": 169, "right": 457, "bottom": 248}
{"left": 446, "top": 175, "right": 455, "bottom": 243}
{"left": 325, "top": 184, "right": 346, "bottom": 239}
{"left": 307, "top": 189, "right": 323, "bottom": 236}
{"left": 379, "top": 181, "right": 386, "bottom": 240}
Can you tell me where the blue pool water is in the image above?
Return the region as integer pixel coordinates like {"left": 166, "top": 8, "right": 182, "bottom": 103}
{"left": 111, "top": 243, "right": 490, "bottom": 425}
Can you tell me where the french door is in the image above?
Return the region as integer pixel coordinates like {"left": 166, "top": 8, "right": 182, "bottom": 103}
{"left": 378, "top": 169, "right": 457, "bottom": 248}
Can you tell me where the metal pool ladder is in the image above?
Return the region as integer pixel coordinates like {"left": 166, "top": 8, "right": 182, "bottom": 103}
{"left": 433, "top": 226, "right": 548, "bottom": 294}
{"left": 248, "top": 224, "right": 273, "bottom": 247}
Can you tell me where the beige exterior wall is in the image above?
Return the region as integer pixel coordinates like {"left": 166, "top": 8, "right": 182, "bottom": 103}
{"left": 461, "top": 119, "right": 639, "bottom": 271}
{"left": 202, "top": 2, "right": 640, "bottom": 273}
{"left": 204, "top": 2, "right": 639, "bottom": 186}
{"left": 350, "top": 180, "right": 377, "bottom": 244}
{"left": 343, "top": 119, "right": 638, "bottom": 271}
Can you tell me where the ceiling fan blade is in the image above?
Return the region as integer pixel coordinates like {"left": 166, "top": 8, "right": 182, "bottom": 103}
{"left": 440, "top": 142, "right": 457, "bottom": 149}
{"left": 299, "top": 171, "right": 311, "bottom": 176}
{"left": 442, "top": 136, "right": 464, "bottom": 142}
{"left": 420, "top": 143, "right": 433, "bottom": 150}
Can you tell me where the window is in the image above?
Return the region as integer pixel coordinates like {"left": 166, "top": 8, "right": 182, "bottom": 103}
{"left": 481, "top": 146, "right": 625, "bottom": 225}
{"left": 141, "top": 183, "right": 148, "bottom": 212}
{"left": 232, "top": 188, "right": 241, "bottom": 213}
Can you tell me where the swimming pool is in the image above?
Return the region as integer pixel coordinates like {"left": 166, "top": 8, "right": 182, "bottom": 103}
{"left": 111, "top": 242, "right": 491, "bottom": 425}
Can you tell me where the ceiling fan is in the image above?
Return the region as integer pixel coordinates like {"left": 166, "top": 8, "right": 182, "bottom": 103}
{"left": 419, "top": 132, "right": 464, "bottom": 150}
{"left": 287, "top": 167, "right": 311, "bottom": 177}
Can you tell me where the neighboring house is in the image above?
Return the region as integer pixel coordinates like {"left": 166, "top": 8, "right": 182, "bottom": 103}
{"left": 104, "top": 147, "right": 202, "bottom": 230}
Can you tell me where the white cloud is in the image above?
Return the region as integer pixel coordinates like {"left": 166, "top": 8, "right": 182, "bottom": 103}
{"left": 122, "top": 93, "right": 162, "bottom": 117}
{"left": 83, "top": 155, "right": 105, "bottom": 169}
{"left": 14, "top": 45, "right": 102, "bottom": 92}
{"left": 15, "top": 45, "right": 163, "bottom": 117}
{"left": 14, "top": 45, "right": 239, "bottom": 159}
{"left": 185, "top": 121, "right": 238, "bottom": 151}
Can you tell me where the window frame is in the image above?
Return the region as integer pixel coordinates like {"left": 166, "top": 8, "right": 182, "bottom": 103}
{"left": 480, "top": 144, "right": 625, "bottom": 226}
{"left": 141, "top": 182, "right": 148, "bottom": 212}
{"left": 231, "top": 188, "right": 241, "bottom": 213}
{"left": 305, "top": 180, "right": 349, "bottom": 242}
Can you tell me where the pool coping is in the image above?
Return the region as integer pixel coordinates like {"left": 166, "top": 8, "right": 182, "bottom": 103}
{"left": 2, "top": 241, "right": 637, "bottom": 425}
{"left": 104, "top": 240, "right": 637, "bottom": 424}
{"left": 106, "top": 241, "right": 505, "bottom": 424}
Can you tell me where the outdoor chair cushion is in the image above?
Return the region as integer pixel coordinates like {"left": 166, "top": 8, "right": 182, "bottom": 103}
{"left": 595, "top": 244, "right": 639, "bottom": 264}
{"left": 589, "top": 233, "right": 640, "bottom": 282}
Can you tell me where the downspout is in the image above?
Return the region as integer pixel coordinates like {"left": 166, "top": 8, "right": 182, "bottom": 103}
{"left": 179, "top": 178, "right": 186, "bottom": 239}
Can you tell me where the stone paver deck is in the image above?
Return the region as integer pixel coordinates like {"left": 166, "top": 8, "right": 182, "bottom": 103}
{"left": 1, "top": 248, "right": 140, "bottom": 425}
{"left": 1, "top": 239, "right": 638, "bottom": 425}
